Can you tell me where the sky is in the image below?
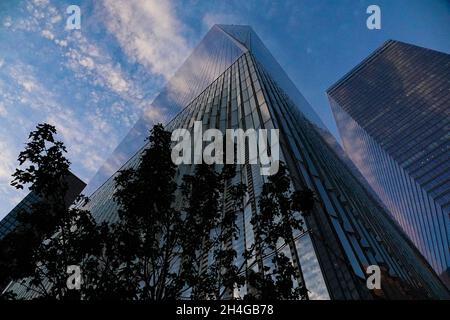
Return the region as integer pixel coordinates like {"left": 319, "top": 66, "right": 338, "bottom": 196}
{"left": 0, "top": 0, "right": 449, "bottom": 218}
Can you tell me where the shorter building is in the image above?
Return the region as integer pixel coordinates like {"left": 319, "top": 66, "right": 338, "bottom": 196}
{"left": 0, "top": 171, "right": 85, "bottom": 292}
{"left": 0, "top": 172, "right": 86, "bottom": 240}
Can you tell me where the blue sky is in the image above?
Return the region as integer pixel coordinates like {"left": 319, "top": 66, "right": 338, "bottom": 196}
{"left": 0, "top": 0, "right": 449, "bottom": 218}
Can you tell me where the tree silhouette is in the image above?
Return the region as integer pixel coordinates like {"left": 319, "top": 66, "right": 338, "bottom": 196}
{"left": 178, "top": 163, "right": 246, "bottom": 299}
{"left": 90, "top": 123, "right": 249, "bottom": 300}
{"left": 2, "top": 124, "right": 316, "bottom": 301}
{"left": 245, "top": 162, "right": 311, "bottom": 300}
{"left": 83, "top": 123, "right": 181, "bottom": 300}
{"left": 1, "top": 123, "right": 100, "bottom": 299}
{"left": 292, "top": 188, "right": 316, "bottom": 216}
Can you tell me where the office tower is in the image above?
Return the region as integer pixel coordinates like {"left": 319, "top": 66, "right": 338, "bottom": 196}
{"left": 327, "top": 40, "right": 450, "bottom": 288}
{"left": 10, "top": 26, "right": 449, "bottom": 299}
{"left": 0, "top": 171, "right": 86, "bottom": 240}
{"left": 0, "top": 171, "right": 86, "bottom": 292}
{"left": 80, "top": 27, "right": 449, "bottom": 299}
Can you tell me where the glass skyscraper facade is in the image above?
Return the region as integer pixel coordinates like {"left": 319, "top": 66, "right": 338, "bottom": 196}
{"left": 1, "top": 172, "right": 86, "bottom": 293}
{"left": 327, "top": 40, "right": 450, "bottom": 288}
{"left": 0, "top": 171, "right": 86, "bottom": 240}
{"left": 0, "top": 192, "right": 41, "bottom": 241}
{"left": 73, "top": 27, "right": 448, "bottom": 299}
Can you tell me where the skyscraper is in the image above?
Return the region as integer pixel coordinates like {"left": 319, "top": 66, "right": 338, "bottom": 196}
{"left": 0, "top": 171, "right": 86, "bottom": 240}
{"left": 77, "top": 27, "right": 448, "bottom": 299}
{"left": 0, "top": 171, "right": 86, "bottom": 292}
{"left": 327, "top": 40, "right": 450, "bottom": 288}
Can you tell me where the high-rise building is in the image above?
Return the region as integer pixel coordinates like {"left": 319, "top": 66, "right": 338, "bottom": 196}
{"left": 0, "top": 171, "right": 86, "bottom": 292}
{"left": 327, "top": 40, "right": 450, "bottom": 288}
{"left": 77, "top": 27, "right": 448, "bottom": 299}
{"left": 0, "top": 171, "right": 86, "bottom": 240}
{"left": 9, "top": 26, "right": 449, "bottom": 299}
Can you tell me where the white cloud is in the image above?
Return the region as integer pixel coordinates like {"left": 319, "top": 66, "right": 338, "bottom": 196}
{"left": 62, "top": 32, "right": 140, "bottom": 100}
{"left": 202, "top": 12, "right": 243, "bottom": 31}
{"left": 41, "top": 29, "right": 55, "bottom": 40}
{"left": 8, "top": 64, "right": 40, "bottom": 93}
{"left": 0, "top": 134, "right": 28, "bottom": 219}
{"left": 0, "top": 102, "right": 7, "bottom": 117}
{"left": 55, "top": 39, "right": 68, "bottom": 47}
{"left": 0, "top": 135, "right": 27, "bottom": 218}
{"left": 50, "top": 14, "right": 62, "bottom": 24}
{"left": 3, "top": 17, "right": 12, "bottom": 28}
{"left": 100, "top": 0, "right": 191, "bottom": 80}
{"left": 47, "top": 108, "right": 118, "bottom": 177}
{"left": 32, "top": 0, "right": 50, "bottom": 5}
{"left": 22, "top": 80, "right": 38, "bottom": 92}
{"left": 79, "top": 57, "right": 95, "bottom": 69}
{"left": 0, "top": 0, "right": 182, "bottom": 205}
{"left": 0, "top": 140, "right": 16, "bottom": 186}
{"left": 143, "top": 105, "right": 167, "bottom": 123}
{"left": 97, "top": 64, "right": 130, "bottom": 93}
{"left": 14, "top": 1, "right": 139, "bottom": 102}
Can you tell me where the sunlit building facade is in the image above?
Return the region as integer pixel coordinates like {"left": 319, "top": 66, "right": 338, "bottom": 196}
{"left": 327, "top": 40, "right": 450, "bottom": 288}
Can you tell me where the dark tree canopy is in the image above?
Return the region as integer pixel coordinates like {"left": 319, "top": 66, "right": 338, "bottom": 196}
{"left": 1, "top": 123, "right": 100, "bottom": 299}
{"left": 246, "top": 162, "right": 311, "bottom": 300}
{"left": 1, "top": 123, "right": 316, "bottom": 301}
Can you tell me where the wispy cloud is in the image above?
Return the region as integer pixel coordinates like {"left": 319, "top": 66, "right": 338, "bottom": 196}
{"left": 0, "top": 0, "right": 169, "bottom": 216}
{"left": 0, "top": 140, "right": 15, "bottom": 185}
{"left": 63, "top": 33, "right": 137, "bottom": 98}
{"left": 0, "top": 103, "right": 7, "bottom": 117}
{"left": 1, "top": 0, "right": 249, "bottom": 217}
{"left": 100, "top": 0, "right": 191, "bottom": 81}
{"left": 47, "top": 108, "right": 119, "bottom": 178}
{"left": 202, "top": 12, "right": 244, "bottom": 31}
{"left": 0, "top": 137, "right": 26, "bottom": 211}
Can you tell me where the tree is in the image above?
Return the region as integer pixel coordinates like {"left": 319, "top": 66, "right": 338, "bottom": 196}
{"left": 90, "top": 124, "right": 248, "bottom": 300}
{"left": 1, "top": 123, "right": 100, "bottom": 299}
{"left": 245, "top": 162, "right": 312, "bottom": 300}
{"left": 178, "top": 164, "right": 246, "bottom": 299}
{"left": 83, "top": 123, "right": 180, "bottom": 300}
{"left": 292, "top": 188, "right": 316, "bottom": 217}
{"left": 79, "top": 221, "right": 140, "bottom": 300}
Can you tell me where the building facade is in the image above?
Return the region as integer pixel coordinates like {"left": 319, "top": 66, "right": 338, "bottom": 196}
{"left": 327, "top": 40, "right": 450, "bottom": 288}
{"left": 72, "top": 27, "right": 448, "bottom": 299}
{"left": 0, "top": 171, "right": 86, "bottom": 240}
{"left": 0, "top": 171, "right": 86, "bottom": 293}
